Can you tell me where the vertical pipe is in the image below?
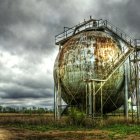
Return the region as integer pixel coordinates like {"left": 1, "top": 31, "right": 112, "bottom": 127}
{"left": 92, "top": 81, "right": 95, "bottom": 118}
{"left": 131, "top": 96, "right": 134, "bottom": 122}
{"left": 86, "top": 83, "right": 88, "bottom": 115}
{"left": 101, "top": 82, "right": 103, "bottom": 118}
{"left": 54, "top": 84, "right": 56, "bottom": 120}
{"left": 129, "top": 56, "right": 132, "bottom": 85}
{"left": 137, "top": 65, "right": 140, "bottom": 122}
{"left": 55, "top": 76, "right": 59, "bottom": 120}
{"left": 88, "top": 82, "right": 92, "bottom": 116}
{"left": 134, "top": 40, "right": 137, "bottom": 120}
{"left": 57, "top": 44, "right": 62, "bottom": 120}
{"left": 124, "top": 62, "right": 128, "bottom": 120}
{"left": 129, "top": 55, "right": 133, "bottom": 121}
{"left": 135, "top": 42, "right": 140, "bottom": 122}
{"left": 136, "top": 46, "right": 140, "bottom": 122}
{"left": 57, "top": 76, "right": 61, "bottom": 120}
{"left": 136, "top": 59, "right": 140, "bottom": 122}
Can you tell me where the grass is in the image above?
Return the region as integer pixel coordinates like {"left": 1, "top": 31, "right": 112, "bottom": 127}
{"left": 5, "top": 123, "right": 140, "bottom": 139}
{"left": 102, "top": 124, "right": 140, "bottom": 139}
{"left": 0, "top": 113, "right": 88, "bottom": 131}
{"left": 7, "top": 123, "right": 87, "bottom": 132}
{"left": 0, "top": 113, "right": 140, "bottom": 139}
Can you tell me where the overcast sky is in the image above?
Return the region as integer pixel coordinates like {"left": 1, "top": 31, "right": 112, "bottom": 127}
{"left": 0, "top": 0, "right": 139, "bottom": 108}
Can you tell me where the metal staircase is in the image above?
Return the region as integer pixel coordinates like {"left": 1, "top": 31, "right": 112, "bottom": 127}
{"left": 103, "top": 47, "right": 134, "bottom": 80}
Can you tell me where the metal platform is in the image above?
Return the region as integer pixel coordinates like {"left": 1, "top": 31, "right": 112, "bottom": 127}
{"left": 55, "top": 19, "right": 135, "bottom": 48}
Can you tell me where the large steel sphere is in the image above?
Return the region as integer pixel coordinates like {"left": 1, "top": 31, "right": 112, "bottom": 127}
{"left": 54, "top": 31, "right": 125, "bottom": 113}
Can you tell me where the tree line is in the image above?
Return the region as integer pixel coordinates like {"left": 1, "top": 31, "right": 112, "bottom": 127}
{"left": 0, "top": 106, "right": 53, "bottom": 114}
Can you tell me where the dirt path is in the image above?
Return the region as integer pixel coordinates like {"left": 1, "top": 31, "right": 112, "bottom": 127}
{"left": 0, "top": 128, "right": 13, "bottom": 140}
{"left": 0, "top": 128, "right": 110, "bottom": 140}
{"left": 0, "top": 127, "right": 140, "bottom": 140}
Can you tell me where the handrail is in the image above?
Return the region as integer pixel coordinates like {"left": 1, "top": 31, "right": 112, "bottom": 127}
{"left": 104, "top": 20, "right": 135, "bottom": 47}
{"left": 105, "top": 20, "right": 134, "bottom": 40}
{"left": 55, "top": 19, "right": 102, "bottom": 44}
{"left": 93, "top": 48, "right": 134, "bottom": 96}
{"left": 55, "top": 19, "right": 135, "bottom": 48}
{"left": 105, "top": 47, "right": 131, "bottom": 73}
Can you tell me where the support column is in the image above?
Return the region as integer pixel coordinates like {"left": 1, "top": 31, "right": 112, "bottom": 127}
{"left": 92, "top": 81, "right": 96, "bottom": 117}
{"left": 138, "top": 82, "right": 140, "bottom": 122}
{"left": 57, "top": 77, "right": 62, "bottom": 120}
{"left": 54, "top": 84, "right": 57, "bottom": 120}
{"left": 124, "top": 62, "right": 128, "bottom": 120}
{"left": 137, "top": 62, "right": 140, "bottom": 122}
{"left": 56, "top": 43, "right": 62, "bottom": 120}
{"left": 131, "top": 96, "right": 134, "bottom": 122}
{"left": 136, "top": 62, "right": 140, "bottom": 122}
{"left": 101, "top": 82, "right": 103, "bottom": 118}
{"left": 88, "top": 82, "right": 92, "bottom": 116}
{"left": 138, "top": 78, "right": 140, "bottom": 122}
{"left": 85, "top": 83, "right": 88, "bottom": 115}
{"left": 134, "top": 44, "right": 140, "bottom": 122}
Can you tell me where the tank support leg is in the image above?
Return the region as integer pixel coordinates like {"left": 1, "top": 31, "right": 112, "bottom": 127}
{"left": 88, "top": 82, "right": 92, "bottom": 116}
{"left": 86, "top": 83, "right": 88, "bottom": 115}
{"left": 54, "top": 84, "right": 57, "bottom": 120}
{"left": 101, "top": 82, "right": 103, "bottom": 118}
{"left": 57, "top": 78, "right": 62, "bottom": 120}
{"left": 124, "top": 62, "right": 128, "bottom": 120}
{"left": 92, "top": 81, "right": 96, "bottom": 118}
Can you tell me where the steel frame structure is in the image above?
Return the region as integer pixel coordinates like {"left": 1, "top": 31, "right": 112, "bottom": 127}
{"left": 54, "top": 17, "right": 140, "bottom": 121}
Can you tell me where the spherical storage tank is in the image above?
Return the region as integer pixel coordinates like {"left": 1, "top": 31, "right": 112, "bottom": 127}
{"left": 54, "top": 30, "right": 125, "bottom": 113}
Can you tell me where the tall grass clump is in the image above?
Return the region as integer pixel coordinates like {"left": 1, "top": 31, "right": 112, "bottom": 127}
{"left": 67, "top": 107, "right": 86, "bottom": 126}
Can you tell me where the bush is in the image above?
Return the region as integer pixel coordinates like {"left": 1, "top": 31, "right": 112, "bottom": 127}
{"left": 67, "top": 108, "right": 85, "bottom": 126}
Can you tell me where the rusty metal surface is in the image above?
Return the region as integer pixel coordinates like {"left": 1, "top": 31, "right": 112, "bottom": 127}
{"left": 54, "top": 31, "right": 125, "bottom": 113}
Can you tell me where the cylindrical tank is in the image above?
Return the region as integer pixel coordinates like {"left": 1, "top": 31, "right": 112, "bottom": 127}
{"left": 54, "top": 30, "right": 125, "bottom": 113}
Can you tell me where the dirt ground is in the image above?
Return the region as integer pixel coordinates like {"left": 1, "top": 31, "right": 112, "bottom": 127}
{"left": 0, "top": 127, "right": 140, "bottom": 140}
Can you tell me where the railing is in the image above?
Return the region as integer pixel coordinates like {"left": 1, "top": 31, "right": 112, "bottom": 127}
{"left": 136, "top": 39, "right": 140, "bottom": 52}
{"left": 55, "top": 19, "right": 104, "bottom": 44}
{"left": 104, "top": 47, "right": 134, "bottom": 79}
{"left": 55, "top": 19, "right": 135, "bottom": 48}
{"left": 55, "top": 26, "right": 75, "bottom": 44}
{"left": 103, "top": 20, "right": 135, "bottom": 47}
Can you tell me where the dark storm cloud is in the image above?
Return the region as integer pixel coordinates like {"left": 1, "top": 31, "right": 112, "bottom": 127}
{"left": 0, "top": 82, "right": 53, "bottom": 99}
{"left": 1, "top": 89, "right": 53, "bottom": 99}
{"left": 85, "top": 0, "right": 140, "bottom": 37}
{"left": 0, "top": 0, "right": 55, "bottom": 55}
{"left": 0, "top": 0, "right": 139, "bottom": 108}
{"left": 0, "top": 0, "right": 139, "bottom": 53}
{"left": 49, "top": 0, "right": 140, "bottom": 38}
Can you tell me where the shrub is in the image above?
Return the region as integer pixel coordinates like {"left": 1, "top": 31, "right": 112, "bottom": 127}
{"left": 67, "top": 107, "right": 85, "bottom": 126}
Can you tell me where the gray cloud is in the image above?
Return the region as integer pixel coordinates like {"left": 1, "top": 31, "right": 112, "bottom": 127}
{"left": 0, "top": 0, "right": 139, "bottom": 108}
